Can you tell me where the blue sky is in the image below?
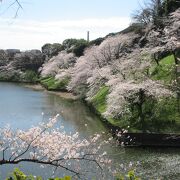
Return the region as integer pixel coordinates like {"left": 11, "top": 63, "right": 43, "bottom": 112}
{"left": 0, "top": 0, "right": 145, "bottom": 50}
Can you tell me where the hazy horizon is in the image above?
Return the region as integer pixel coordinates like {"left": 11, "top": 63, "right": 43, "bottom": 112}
{"left": 0, "top": 0, "right": 146, "bottom": 50}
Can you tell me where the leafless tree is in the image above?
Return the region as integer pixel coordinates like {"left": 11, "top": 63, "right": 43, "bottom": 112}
{"left": 132, "top": 0, "right": 163, "bottom": 25}
{"left": 0, "top": 0, "right": 23, "bottom": 18}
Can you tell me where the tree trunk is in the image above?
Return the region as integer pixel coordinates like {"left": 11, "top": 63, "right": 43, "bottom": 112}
{"left": 138, "top": 89, "right": 146, "bottom": 132}
{"left": 173, "top": 51, "right": 180, "bottom": 112}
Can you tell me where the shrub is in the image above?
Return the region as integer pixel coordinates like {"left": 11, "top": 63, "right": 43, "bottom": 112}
{"left": 0, "top": 71, "right": 21, "bottom": 82}
{"left": 162, "top": 0, "right": 180, "bottom": 16}
{"left": 23, "top": 70, "right": 39, "bottom": 83}
{"left": 72, "top": 41, "right": 88, "bottom": 57}
{"left": 42, "top": 43, "right": 64, "bottom": 59}
{"left": 62, "top": 38, "right": 88, "bottom": 57}
{"left": 89, "top": 37, "right": 104, "bottom": 46}
{"left": 6, "top": 168, "right": 71, "bottom": 180}
{"left": 62, "top": 39, "right": 79, "bottom": 50}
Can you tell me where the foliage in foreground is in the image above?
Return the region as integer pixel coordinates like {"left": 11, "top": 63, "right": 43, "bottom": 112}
{"left": 6, "top": 168, "right": 141, "bottom": 180}
{"left": 6, "top": 168, "right": 71, "bottom": 180}
{"left": 115, "top": 170, "right": 140, "bottom": 180}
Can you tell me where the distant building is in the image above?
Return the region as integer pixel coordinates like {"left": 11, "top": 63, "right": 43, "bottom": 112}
{"left": 6, "top": 49, "right": 21, "bottom": 56}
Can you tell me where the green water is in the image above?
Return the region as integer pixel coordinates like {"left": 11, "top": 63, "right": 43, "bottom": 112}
{"left": 0, "top": 82, "right": 179, "bottom": 179}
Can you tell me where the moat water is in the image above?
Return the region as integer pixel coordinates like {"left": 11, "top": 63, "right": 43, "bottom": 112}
{"left": 0, "top": 82, "right": 179, "bottom": 179}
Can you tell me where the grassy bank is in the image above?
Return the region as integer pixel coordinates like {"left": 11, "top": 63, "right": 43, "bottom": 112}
{"left": 150, "top": 54, "right": 176, "bottom": 84}
{"left": 40, "top": 76, "right": 70, "bottom": 91}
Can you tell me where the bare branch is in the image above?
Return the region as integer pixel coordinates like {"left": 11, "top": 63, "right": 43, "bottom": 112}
{"left": 0, "top": 0, "right": 23, "bottom": 18}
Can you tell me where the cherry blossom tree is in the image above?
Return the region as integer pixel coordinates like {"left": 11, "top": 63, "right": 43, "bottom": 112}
{"left": 68, "top": 33, "right": 139, "bottom": 96}
{"left": 41, "top": 51, "right": 77, "bottom": 78}
{"left": 0, "top": 114, "right": 114, "bottom": 179}
{"left": 86, "top": 66, "right": 112, "bottom": 99}
{"left": 67, "top": 47, "right": 96, "bottom": 96}
{"left": 90, "top": 33, "right": 138, "bottom": 68}
{"left": 104, "top": 79, "right": 174, "bottom": 131}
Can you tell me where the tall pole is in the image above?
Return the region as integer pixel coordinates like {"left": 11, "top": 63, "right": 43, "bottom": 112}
{"left": 87, "top": 31, "right": 90, "bottom": 42}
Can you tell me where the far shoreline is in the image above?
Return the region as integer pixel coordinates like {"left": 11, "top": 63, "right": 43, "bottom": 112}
{"left": 23, "top": 83, "right": 78, "bottom": 100}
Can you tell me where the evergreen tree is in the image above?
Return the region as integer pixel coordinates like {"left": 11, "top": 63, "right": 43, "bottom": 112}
{"left": 163, "top": 0, "right": 180, "bottom": 16}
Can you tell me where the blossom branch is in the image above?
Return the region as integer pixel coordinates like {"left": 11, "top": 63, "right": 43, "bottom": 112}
{"left": 0, "top": 158, "right": 81, "bottom": 178}
{"left": 0, "top": 115, "right": 112, "bottom": 178}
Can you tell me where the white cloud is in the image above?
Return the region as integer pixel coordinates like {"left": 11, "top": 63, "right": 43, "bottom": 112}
{"left": 0, "top": 17, "right": 131, "bottom": 50}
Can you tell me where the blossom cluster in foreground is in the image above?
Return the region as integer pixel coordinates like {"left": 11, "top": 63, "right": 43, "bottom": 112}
{"left": 0, "top": 115, "right": 117, "bottom": 179}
